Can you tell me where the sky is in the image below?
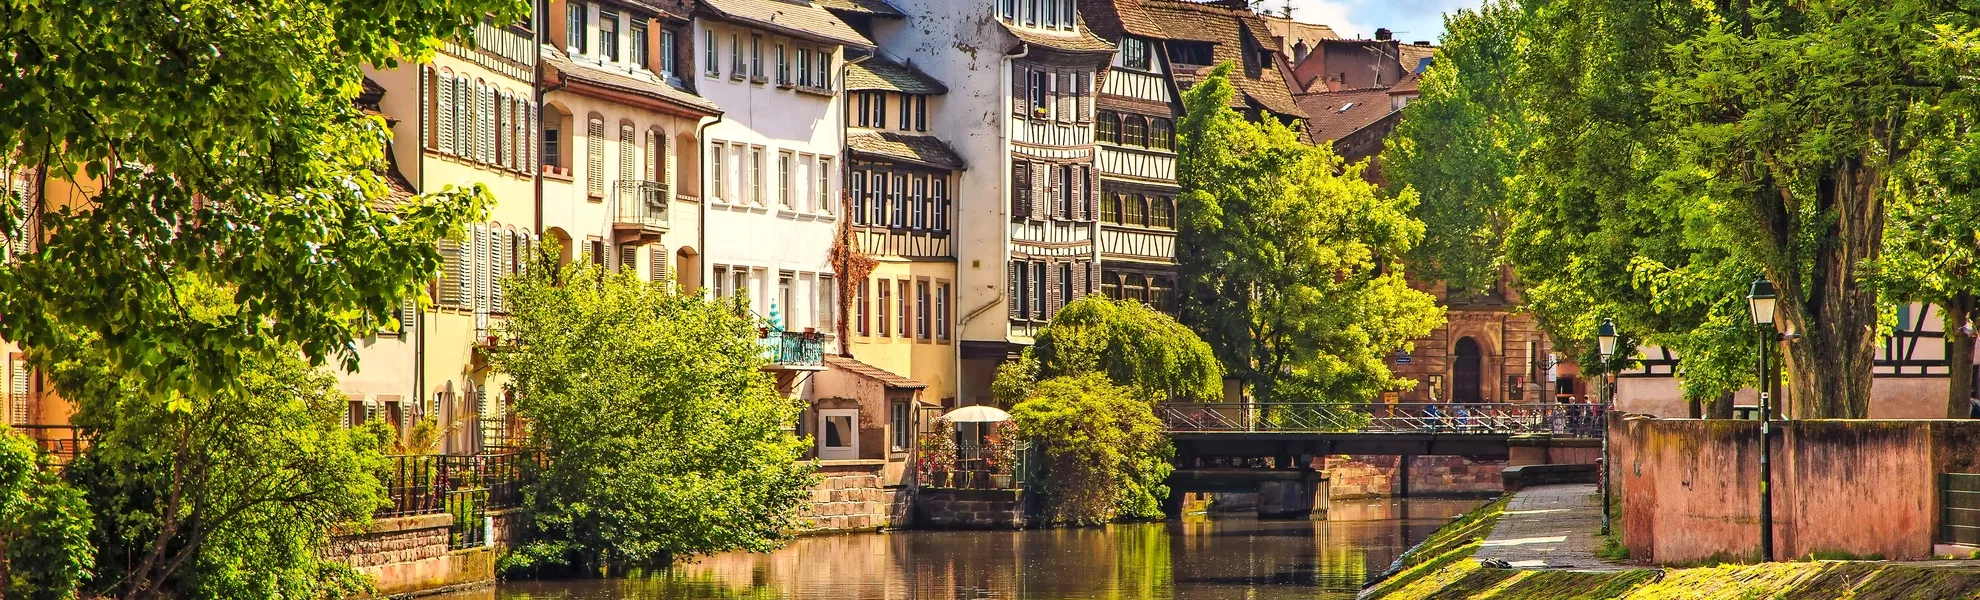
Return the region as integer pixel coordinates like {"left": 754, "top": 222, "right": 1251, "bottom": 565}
{"left": 1274, "top": 0, "right": 1493, "bottom": 45}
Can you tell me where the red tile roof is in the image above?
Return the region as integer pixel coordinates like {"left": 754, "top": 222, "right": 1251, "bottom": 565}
{"left": 824, "top": 355, "right": 927, "bottom": 389}
{"left": 698, "top": 0, "right": 873, "bottom": 49}
{"left": 1296, "top": 87, "right": 1396, "bottom": 143}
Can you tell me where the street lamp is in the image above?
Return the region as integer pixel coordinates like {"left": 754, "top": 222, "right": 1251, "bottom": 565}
{"left": 1747, "top": 275, "right": 1777, "bottom": 562}
{"left": 1597, "top": 318, "right": 1617, "bottom": 536}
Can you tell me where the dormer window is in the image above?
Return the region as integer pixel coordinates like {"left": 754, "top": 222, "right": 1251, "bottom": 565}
{"left": 567, "top": 2, "right": 588, "bottom": 54}
{"left": 631, "top": 21, "right": 648, "bottom": 68}
{"left": 599, "top": 9, "right": 619, "bottom": 62}
{"left": 1003, "top": 0, "right": 1075, "bottom": 31}
{"left": 1122, "top": 38, "right": 1151, "bottom": 70}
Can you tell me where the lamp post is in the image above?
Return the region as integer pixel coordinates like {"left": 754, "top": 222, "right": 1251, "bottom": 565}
{"left": 1597, "top": 318, "right": 1618, "bottom": 536}
{"left": 1747, "top": 276, "right": 1778, "bottom": 562}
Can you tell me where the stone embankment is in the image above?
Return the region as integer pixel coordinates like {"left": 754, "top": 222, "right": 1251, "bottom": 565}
{"left": 1363, "top": 483, "right": 1980, "bottom": 599}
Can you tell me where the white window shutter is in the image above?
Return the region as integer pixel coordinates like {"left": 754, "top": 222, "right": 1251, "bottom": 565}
{"left": 491, "top": 230, "right": 507, "bottom": 313}
{"left": 438, "top": 74, "right": 456, "bottom": 155}
{"left": 528, "top": 103, "right": 540, "bottom": 172}
{"left": 473, "top": 224, "right": 490, "bottom": 312}
{"left": 650, "top": 247, "right": 668, "bottom": 284}
{"left": 455, "top": 79, "right": 471, "bottom": 157}
{"left": 619, "top": 124, "right": 636, "bottom": 185}
{"left": 8, "top": 359, "right": 27, "bottom": 426}
{"left": 587, "top": 118, "right": 606, "bottom": 196}
{"left": 618, "top": 245, "right": 637, "bottom": 274}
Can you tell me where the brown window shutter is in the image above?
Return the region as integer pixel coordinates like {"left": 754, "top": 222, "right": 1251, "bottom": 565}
{"left": 1076, "top": 73, "right": 1092, "bottom": 123}
{"left": 1011, "top": 162, "right": 1031, "bottom": 218}
{"left": 1056, "top": 72, "right": 1073, "bottom": 122}
{"left": 1007, "top": 261, "right": 1021, "bottom": 319}
{"left": 1030, "top": 162, "right": 1048, "bottom": 219}
{"left": 1047, "top": 166, "right": 1064, "bottom": 219}
{"left": 1046, "top": 261, "right": 1063, "bottom": 316}
{"left": 1072, "top": 261, "right": 1090, "bottom": 301}
{"left": 1012, "top": 64, "right": 1027, "bottom": 117}
{"left": 1071, "top": 168, "right": 1087, "bottom": 221}
{"left": 1088, "top": 262, "right": 1101, "bottom": 296}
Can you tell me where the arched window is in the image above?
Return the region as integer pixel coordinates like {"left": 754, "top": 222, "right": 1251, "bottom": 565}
{"left": 1151, "top": 195, "right": 1174, "bottom": 229}
{"left": 1102, "top": 272, "right": 1122, "bottom": 299}
{"left": 1097, "top": 111, "right": 1120, "bottom": 143}
{"left": 1125, "top": 274, "right": 1148, "bottom": 303}
{"left": 1123, "top": 193, "right": 1146, "bottom": 226}
{"left": 1101, "top": 192, "right": 1120, "bottom": 224}
{"left": 1150, "top": 118, "right": 1174, "bottom": 150}
{"left": 1123, "top": 115, "right": 1148, "bottom": 147}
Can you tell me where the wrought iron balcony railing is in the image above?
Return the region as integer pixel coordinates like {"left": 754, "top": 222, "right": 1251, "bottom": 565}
{"left": 614, "top": 180, "right": 670, "bottom": 231}
{"left": 760, "top": 328, "right": 824, "bottom": 368}
{"left": 1155, "top": 402, "right": 1608, "bottom": 437}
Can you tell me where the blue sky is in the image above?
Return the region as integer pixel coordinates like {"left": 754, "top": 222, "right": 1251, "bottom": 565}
{"left": 1277, "top": 0, "right": 1492, "bottom": 44}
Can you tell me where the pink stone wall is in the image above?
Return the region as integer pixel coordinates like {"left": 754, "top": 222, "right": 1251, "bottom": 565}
{"left": 803, "top": 462, "right": 911, "bottom": 532}
{"left": 1321, "top": 455, "right": 1509, "bottom": 499}
{"left": 1613, "top": 415, "right": 1980, "bottom": 563}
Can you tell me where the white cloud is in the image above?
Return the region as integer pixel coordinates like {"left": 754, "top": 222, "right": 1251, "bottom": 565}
{"left": 1280, "top": 0, "right": 1368, "bottom": 40}
{"left": 1278, "top": 0, "right": 1492, "bottom": 44}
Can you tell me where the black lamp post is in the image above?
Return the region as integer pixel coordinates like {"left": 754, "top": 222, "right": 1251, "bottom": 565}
{"left": 1747, "top": 276, "right": 1778, "bottom": 562}
{"left": 1597, "top": 318, "right": 1617, "bottom": 536}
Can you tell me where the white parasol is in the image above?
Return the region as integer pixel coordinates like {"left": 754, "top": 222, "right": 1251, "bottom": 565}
{"left": 941, "top": 405, "right": 1012, "bottom": 423}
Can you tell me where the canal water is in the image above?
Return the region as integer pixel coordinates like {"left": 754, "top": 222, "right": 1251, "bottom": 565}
{"left": 438, "top": 497, "right": 1482, "bottom": 600}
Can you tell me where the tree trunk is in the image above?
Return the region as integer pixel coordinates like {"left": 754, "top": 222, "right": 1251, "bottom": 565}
{"left": 1686, "top": 395, "right": 1702, "bottom": 419}
{"left": 1950, "top": 291, "right": 1978, "bottom": 418}
{"left": 1774, "top": 158, "right": 1885, "bottom": 419}
{"left": 1708, "top": 392, "right": 1735, "bottom": 419}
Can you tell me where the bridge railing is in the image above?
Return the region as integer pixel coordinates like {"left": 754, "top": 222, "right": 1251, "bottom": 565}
{"left": 1155, "top": 402, "right": 1606, "bottom": 437}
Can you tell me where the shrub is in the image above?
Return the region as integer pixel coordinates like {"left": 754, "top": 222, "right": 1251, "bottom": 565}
{"left": 1011, "top": 374, "right": 1174, "bottom": 524}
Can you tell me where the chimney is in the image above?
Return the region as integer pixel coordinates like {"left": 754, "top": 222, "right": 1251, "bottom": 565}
{"left": 1292, "top": 39, "right": 1310, "bottom": 64}
{"left": 1414, "top": 41, "right": 1432, "bottom": 46}
{"left": 1374, "top": 27, "right": 1393, "bottom": 41}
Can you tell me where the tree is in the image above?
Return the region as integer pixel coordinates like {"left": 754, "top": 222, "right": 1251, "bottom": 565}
{"left": 1009, "top": 374, "right": 1172, "bottom": 524}
{"left": 494, "top": 259, "right": 814, "bottom": 574}
{"left": 48, "top": 283, "right": 389, "bottom": 600}
{"left": 0, "top": 430, "right": 93, "bottom": 600}
{"left": 1177, "top": 63, "right": 1443, "bottom": 403}
{"left": 1881, "top": 94, "right": 1980, "bottom": 416}
{"left": 1030, "top": 297, "right": 1223, "bottom": 402}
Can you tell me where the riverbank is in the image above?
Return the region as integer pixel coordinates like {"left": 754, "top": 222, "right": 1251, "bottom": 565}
{"left": 1364, "top": 484, "right": 1980, "bottom": 599}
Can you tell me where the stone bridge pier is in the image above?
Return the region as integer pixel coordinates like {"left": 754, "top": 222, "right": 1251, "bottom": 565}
{"left": 1165, "top": 468, "right": 1330, "bottom": 519}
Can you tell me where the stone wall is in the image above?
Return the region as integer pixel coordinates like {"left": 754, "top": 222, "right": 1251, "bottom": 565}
{"left": 325, "top": 514, "right": 495, "bottom": 597}
{"left": 1322, "top": 455, "right": 1508, "bottom": 499}
{"left": 803, "top": 461, "right": 911, "bottom": 533}
{"left": 1613, "top": 414, "right": 1980, "bottom": 563}
{"left": 913, "top": 488, "right": 1028, "bottom": 529}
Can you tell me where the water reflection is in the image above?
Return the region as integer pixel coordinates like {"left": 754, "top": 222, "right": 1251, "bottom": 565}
{"left": 439, "top": 497, "right": 1480, "bottom": 600}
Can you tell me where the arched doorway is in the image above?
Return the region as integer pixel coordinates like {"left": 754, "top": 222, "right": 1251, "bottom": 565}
{"left": 1453, "top": 337, "right": 1482, "bottom": 403}
{"left": 675, "top": 247, "right": 701, "bottom": 295}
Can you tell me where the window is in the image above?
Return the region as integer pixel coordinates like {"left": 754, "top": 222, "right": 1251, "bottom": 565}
{"left": 1151, "top": 118, "right": 1174, "bottom": 150}
{"left": 1028, "top": 70, "right": 1050, "bottom": 118}
{"left": 1123, "top": 115, "right": 1148, "bottom": 146}
{"left": 749, "top": 147, "right": 764, "bottom": 204}
{"left": 915, "top": 95, "right": 928, "bottom": 131}
{"left": 660, "top": 29, "right": 676, "bottom": 76}
{"left": 818, "top": 275, "right": 835, "bottom": 332}
{"left": 850, "top": 169, "right": 867, "bottom": 223}
{"left": 1101, "top": 191, "right": 1120, "bottom": 224}
{"left": 631, "top": 22, "right": 648, "bottom": 68}
{"left": 911, "top": 176, "right": 927, "bottom": 229}
{"left": 878, "top": 282, "right": 891, "bottom": 336}
{"left": 1125, "top": 273, "right": 1148, "bottom": 303}
{"left": 1001, "top": 0, "right": 1016, "bottom": 20}
{"left": 890, "top": 174, "right": 906, "bottom": 226}
{"left": 1062, "top": 0, "right": 1075, "bottom": 29}
{"left": 1123, "top": 37, "right": 1151, "bottom": 70}
{"left": 730, "top": 33, "right": 742, "bottom": 77}
{"left": 891, "top": 401, "right": 911, "bottom": 451}
{"left": 1103, "top": 272, "right": 1122, "bottom": 299}
{"left": 899, "top": 93, "right": 913, "bottom": 130}
{"left": 1097, "top": 111, "right": 1119, "bottom": 143}
{"left": 709, "top": 142, "right": 725, "bottom": 201}
{"left": 1014, "top": 263, "right": 1029, "bottom": 321}
{"left": 936, "top": 282, "right": 951, "bottom": 340}
{"left": 1044, "top": 0, "right": 1059, "bottom": 27}
{"left": 1150, "top": 276, "right": 1173, "bottom": 313}
{"left": 856, "top": 93, "right": 871, "bottom": 127}
{"left": 797, "top": 48, "right": 812, "bottom": 86}
{"left": 897, "top": 280, "right": 910, "bottom": 338}
{"left": 704, "top": 29, "right": 718, "bottom": 76}
{"left": 543, "top": 126, "right": 560, "bottom": 168}
{"left": 818, "top": 158, "right": 832, "bottom": 213}
{"left": 1025, "top": 0, "right": 1039, "bottom": 25}
{"left": 777, "top": 151, "right": 793, "bottom": 208}
{"left": 856, "top": 278, "right": 870, "bottom": 336}
{"left": 586, "top": 116, "right": 606, "bottom": 196}
{"left": 1151, "top": 196, "right": 1174, "bottom": 229}
{"left": 916, "top": 281, "right": 931, "bottom": 340}
{"left": 932, "top": 178, "right": 948, "bottom": 231}
{"left": 750, "top": 35, "right": 763, "bottom": 79}
{"left": 1057, "top": 165, "right": 1073, "bottom": 216}
{"left": 1031, "top": 262, "right": 1046, "bottom": 318}
{"left": 815, "top": 52, "right": 830, "bottom": 89}
{"left": 567, "top": 2, "right": 588, "bottom": 54}
{"left": 1059, "top": 263, "right": 1072, "bottom": 313}
{"left": 1124, "top": 193, "right": 1146, "bottom": 226}
{"left": 870, "top": 92, "right": 887, "bottom": 128}
{"left": 599, "top": 9, "right": 619, "bottom": 62}
{"left": 870, "top": 172, "right": 888, "bottom": 225}
{"left": 776, "top": 44, "right": 788, "bottom": 84}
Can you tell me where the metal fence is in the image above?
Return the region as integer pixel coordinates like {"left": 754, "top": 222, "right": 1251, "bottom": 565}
{"left": 8, "top": 424, "right": 82, "bottom": 465}
{"left": 1155, "top": 402, "right": 1608, "bottom": 436}
{"left": 1943, "top": 473, "right": 1980, "bottom": 546}
{"left": 932, "top": 441, "right": 1032, "bottom": 490}
{"left": 378, "top": 452, "right": 536, "bottom": 519}
{"left": 762, "top": 329, "right": 824, "bottom": 367}
{"left": 446, "top": 488, "right": 489, "bottom": 550}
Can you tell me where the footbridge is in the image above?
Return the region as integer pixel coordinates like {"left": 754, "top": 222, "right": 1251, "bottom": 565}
{"left": 1157, "top": 403, "right": 1605, "bottom": 516}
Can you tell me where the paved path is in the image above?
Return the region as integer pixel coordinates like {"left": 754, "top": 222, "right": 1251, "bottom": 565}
{"left": 1473, "top": 483, "right": 1630, "bottom": 571}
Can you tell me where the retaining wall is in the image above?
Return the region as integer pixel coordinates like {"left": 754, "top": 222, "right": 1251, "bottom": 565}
{"left": 1612, "top": 414, "right": 1980, "bottom": 563}
{"left": 802, "top": 460, "right": 912, "bottom": 532}
{"left": 913, "top": 488, "right": 1028, "bottom": 529}
{"left": 324, "top": 514, "right": 494, "bottom": 597}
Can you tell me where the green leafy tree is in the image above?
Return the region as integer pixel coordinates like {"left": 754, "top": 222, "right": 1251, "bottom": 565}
{"left": 1177, "top": 63, "right": 1443, "bottom": 403}
{"left": 1009, "top": 374, "right": 1173, "bottom": 524}
{"left": 49, "top": 283, "right": 389, "bottom": 600}
{"left": 1879, "top": 82, "right": 1980, "bottom": 416}
{"left": 0, "top": 430, "right": 93, "bottom": 600}
{"left": 494, "top": 259, "right": 814, "bottom": 575}
{"left": 1030, "top": 297, "right": 1223, "bottom": 402}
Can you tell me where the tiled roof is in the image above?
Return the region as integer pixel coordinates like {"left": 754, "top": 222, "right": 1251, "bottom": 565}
{"left": 357, "top": 76, "right": 387, "bottom": 112}
{"left": 1388, "top": 72, "right": 1420, "bottom": 96}
{"left": 999, "top": 20, "right": 1117, "bottom": 54}
{"left": 1296, "top": 87, "right": 1396, "bottom": 143}
{"left": 815, "top": 0, "right": 903, "bottom": 18}
{"left": 1077, "top": 0, "right": 1167, "bottom": 40}
{"left": 699, "top": 0, "right": 873, "bottom": 49}
{"left": 824, "top": 355, "right": 927, "bottom": 389}
{"left": 1261, "top": 13, "right": 1339, "bottom": 55}
{"left": 847, "top": 131, "right": 965, "bottom": 170}
{"left": 845, "top": 56, "right": 947, "bottom": 94}
{"left": 1136, "top": 0, "right": 1304, "bottom": 118}
{"left": 542, "top": 46, "right": 722, "bottom": 116}
{"left": 1400, "top": 42, "right": 1437, "bottom": 74}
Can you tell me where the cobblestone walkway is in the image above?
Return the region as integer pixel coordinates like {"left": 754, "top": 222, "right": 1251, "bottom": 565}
{"left": 1472, "top": 483, "right": 1630, "bottom": 571}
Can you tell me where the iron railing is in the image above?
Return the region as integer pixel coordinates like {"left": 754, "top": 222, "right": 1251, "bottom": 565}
{"left": 614, "top": 180, "right": 670, "bottom": 230}
{"left": 446, "top": 487, "right": 489, "bottom": 550}
{"left": 761, "top": 329, "right": 824, "bottom": 367}
{"left": 939, "top": 442, "right": 1032, "bottom": 490}
{"left": 1155, "top": 402, "right": 1608, "bottom": 437}
{"left": 377, "top": 452, "right": 537, "bottom": 519}
{"left": 1944, "top": 473, "right": 1980, "bottom": 546}
{"left": 8, "top": 424, "right": 82, "bottom": 465}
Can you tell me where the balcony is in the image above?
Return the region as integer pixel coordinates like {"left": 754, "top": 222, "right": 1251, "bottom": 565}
{"left": 613, "top": 180, "right": 670, "bottom": 241}
{"left": 760, "top": 327, "right": 825, "bottom": 371}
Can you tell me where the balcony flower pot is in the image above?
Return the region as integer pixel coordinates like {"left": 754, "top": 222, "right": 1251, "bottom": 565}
{"left": 991, "top": 474, "right": 1014, "bottom": 489}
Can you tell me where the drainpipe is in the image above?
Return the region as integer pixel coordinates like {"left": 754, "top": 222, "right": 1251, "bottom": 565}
{"left": 697, "top": 113, "right": 723, "bottom": 299}
{"left": 416, "top": 60, "right": 429, "bottom": 418}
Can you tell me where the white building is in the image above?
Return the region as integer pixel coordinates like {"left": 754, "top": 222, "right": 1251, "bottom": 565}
{"left": 693, "top": 0, "right": 869, "bottom": 354}
{"left": 868, "top": 0, "right": 1114, "bottom": 406}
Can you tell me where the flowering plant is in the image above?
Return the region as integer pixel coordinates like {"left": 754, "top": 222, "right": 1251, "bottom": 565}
{"left": 984, "top": 421, "right": 1021, "bottom": 475}
{"left": 916, "top": 418, "right": 958, "bottom": 485}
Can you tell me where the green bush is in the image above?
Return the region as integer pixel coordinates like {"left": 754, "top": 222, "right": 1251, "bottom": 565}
{"left": 0, "top": 430, "right": 93, "bottom": 600}
{"left": 1011, "top": 374, "right": 1174, "bottom": 524}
